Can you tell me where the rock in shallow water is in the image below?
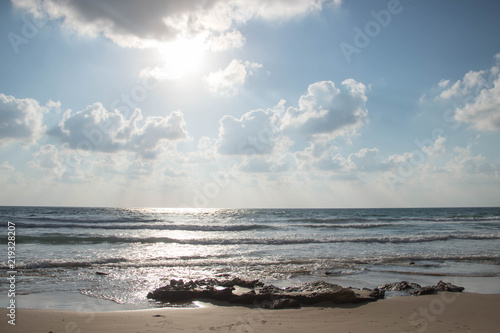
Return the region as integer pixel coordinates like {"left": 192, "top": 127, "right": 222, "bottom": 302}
{"left": 434, "top": 280, "right": 465, "bottom": 292}
{"left": 378, "top": 280, "right": 465, "bottom": 296}
{"left": 147, "top": 278, "right": 369, "bottom": 308}
{"left": 147, "top": 278, "right": 465, "bottom": 308}
{"left": 368, "top": 288, "right": 385, "bottom": 299}
{"left": 378, "top": 281, "right": 422, "bottom": 292}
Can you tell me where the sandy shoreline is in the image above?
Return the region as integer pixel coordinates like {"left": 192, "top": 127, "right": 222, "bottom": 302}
{"left": 2, "top": 293, "right": 500, "bottom": 333}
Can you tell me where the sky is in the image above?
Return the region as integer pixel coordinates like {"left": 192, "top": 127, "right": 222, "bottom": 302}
{"left": 0, "top": 0, "right": 500, "bottom": 208}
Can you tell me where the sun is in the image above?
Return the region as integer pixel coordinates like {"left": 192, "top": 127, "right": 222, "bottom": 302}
{"left": 158, "top": 36, "right": 207, "bottom": 80}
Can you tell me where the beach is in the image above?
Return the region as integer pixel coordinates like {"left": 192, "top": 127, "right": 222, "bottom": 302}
{"left": 2, "top": 207, "right": 500, "bottom": 331}
{"left": 2, "top": 293, "right": 500, "bottom": 333}
{"left": 2, "top": 206, "right": 500, "bottom": 311}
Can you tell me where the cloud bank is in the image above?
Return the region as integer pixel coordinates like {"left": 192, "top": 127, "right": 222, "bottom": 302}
{"left": 0, "top": 93, "right": 56, "bottom": 145}
{"left": 13, "top": 0, "right": 339, "bottom": 48}
{"left": 432, "top": 53, "right": 500, "bottom": 131}
{"left": 48, "top": 103, "right": 189, "bottom": 156}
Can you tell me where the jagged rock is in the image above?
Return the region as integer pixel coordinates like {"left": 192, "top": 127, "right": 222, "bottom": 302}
{"left": 218, "top": 277, "right": 264, "bottom": 289}
{"left": 148, "top": 279, "right": 371, "bottom": 307}
{"left": 434, "top": 281, "right": 464, "bottom": 292}
{"left": 376, "top": 280, "right": 464, "bottom": 296}
{"left": 170, "top": 279, "right": 183, "bottom": 286}
{"left": 378, "top": 281, "right": 421, "bottom": 292}
{"left": 369, "top": 288, "right": 385, "bottom": 299}
{"left": 417, "top": 286, "right": 436, "bottom": 295}
{"left": 147, "top": 277, "right": 466, "bottom": 308}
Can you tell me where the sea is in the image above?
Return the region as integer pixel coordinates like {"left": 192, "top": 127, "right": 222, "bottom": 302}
{"left": 1, "top": 206, "right": 500, "bottom": 311}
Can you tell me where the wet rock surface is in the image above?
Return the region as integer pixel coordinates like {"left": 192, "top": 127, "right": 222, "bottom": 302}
{"left": 377, "top": 280, "right": 465, "bottom": 296}
{"left": 147, "top": 278, "right": 465, "bottom": 309}
{"left": 148, "top": 278, "right": 371, "bottom": 308}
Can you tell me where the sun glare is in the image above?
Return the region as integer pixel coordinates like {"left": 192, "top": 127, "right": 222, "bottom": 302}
{"left": 159, "top": 36, "right": 206, "bottom": 79}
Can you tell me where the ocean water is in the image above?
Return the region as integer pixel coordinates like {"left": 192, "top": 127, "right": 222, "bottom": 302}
{"left": 1, "top": 206, "right": 500, "bottom": 311}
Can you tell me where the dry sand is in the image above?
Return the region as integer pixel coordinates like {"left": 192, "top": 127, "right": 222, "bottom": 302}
{"left": 2, "top": 293, "right": 499, "bottom": 333}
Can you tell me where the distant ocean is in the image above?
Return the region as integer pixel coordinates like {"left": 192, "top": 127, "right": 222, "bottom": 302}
{"left": 1, "top": 206, "right": 500, "bottom": 311}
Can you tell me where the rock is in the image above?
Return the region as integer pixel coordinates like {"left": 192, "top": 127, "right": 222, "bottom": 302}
{"left": 218, "top": 277, "right": 264, "bottom": 288}
{"left": 95, "top": 271, "right": 109, "bottom": 276}
{"left": 376, "top": 280, "right": 464, "bottom": 296}
{"left": 369, "top": 288, "right": 385, "bottom": 299}
{"left": 147, "top": 278, "right": 373, "bottom": 306}
{"left": 211, "top": 287, "right": 233, "bottom": 300}
{"left": 434, "top": 281, "right": 464, "bottom": 292}
{"left": 262, "top": 298, "right": 301, "bottom": 309}
{"left": 378, "top": 281, "right": 421, "bottom": 292}
{"left": 417, "top": 286, "right": 436, "bottom": 295}
{"left": 170, "top": 279, "right": 183, "bottom": 286}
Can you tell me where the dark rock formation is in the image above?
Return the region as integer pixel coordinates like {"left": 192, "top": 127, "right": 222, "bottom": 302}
{"left": 147, "top": 278, "right": 372, "bottom": 308}
{"left": 147, "top": 278, "right": 465, "bottom": 309}
{"left": 378, "top": 281, "right": 422, "bottom": 292}
{"left": 262, "top": 298, "right": 301, "bottom": 309}
{"left": 368, "top": 288, "right": 385, "bottom": 299}
{"left": 218, "top": 277, "right": 264, "bottom": 289}
{"left": 434, "top": 280, "right": 465, "bottom": 292}
{"left": 378, "top": 280, "right": 465, "bottom": 296}
{"left": 416, "top": 286, "right": 436, "bottom": 295}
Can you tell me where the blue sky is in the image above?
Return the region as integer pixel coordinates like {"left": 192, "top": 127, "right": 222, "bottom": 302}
{"left": 1, "top": 0, "right": 499, "bottom": 208}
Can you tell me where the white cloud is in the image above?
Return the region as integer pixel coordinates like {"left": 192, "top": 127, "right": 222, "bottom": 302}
{"left": 215, "top": 79, "right": 368, "bottom": 157}
{"left": 29, "top": 144, "right": 64, "bottom": 178}
{"left": 436, "top": 70, "right": 487, "bottom": 101}
{"left": 13, "top": 0, "right": 335, "bottom": 48}
{"left": 445, "top": 145, "right": 499, "bottom": 175}
{"left": 207, "top": 29, "right": 246, "bottom": 51}
{"left": 29, "top": 144, "right": 95, "bottom": 183}
{"left": 48, "top": 102, "right": 189, "bottom": 156}
{"left": 0, "top": 161, "right": 15, "bottom": 171}
{"left": 313, "top": 152, "right": 347, "bottom": 171}
{"left": 217, "top": 106, "right": 280, "bottom": 155}
{"left": 422, "top": 136, "right": 446, "bottom": 157}
{"left": 438, "top": 79, "right": 450, "bottom": 89}
{"left": 454, "top": 75, "right": 500, "bottom": 131}
{"left": 0, "top": 93, "right": 55, "bottom": 145}
{"left": 430, "top": 54, "right": 500, "bottom": 131}
{"left": 348, "top": 148, "right": 389, "bottom": 172}
{"left": 281, "top": 79, "right": 368, "bottom": 137}
{"left": 205, "top": 59, "right": 263, "bottom": 96}
{"left": 239, "top": 157, "right": 272, "bottom": 173}
{"left": 13, "top": 0, "right": 336, "bottom": 82}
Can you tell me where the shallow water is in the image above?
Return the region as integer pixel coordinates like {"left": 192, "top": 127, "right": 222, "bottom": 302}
{"left": 1, "top": 206, "right": 499, "bottom": 310}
